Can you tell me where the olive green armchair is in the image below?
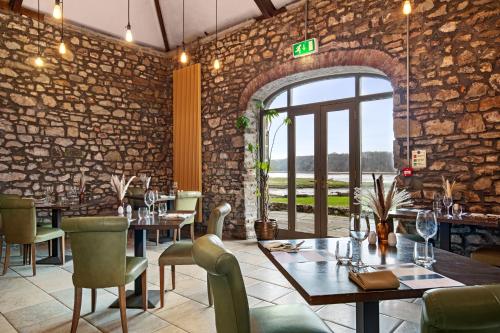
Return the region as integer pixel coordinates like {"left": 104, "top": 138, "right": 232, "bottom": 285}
{"left": 192, "top": 234, "right": 332, "bottom": 333}
{"left": 159, "top": 202, "right": 231, "bottom": 308}
{"left": 127, "top": 187, "right": 146, "bottom": 211}
{"left": 421, "top": 284, "right": 500, "bottom": 333}
{"left": 175, "top": 191, "right": 202, "bottom": 241}
{"left": 0, "top": 193, "right": 21, "bottom": 264}
{"left": 1, "top": 197, "right": 64, "bottom": 276}
{"left": 62, "top": 216, "right": 148, "bottom": 333}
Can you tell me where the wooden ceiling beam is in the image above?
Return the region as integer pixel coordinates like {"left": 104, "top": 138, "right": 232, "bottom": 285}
{"left": 154, "top": 0, "right": 169, "bottom": 51}
{"left": 253, "top": 0, "right": 284, "bottom": 19}
{"left": 9, "top": 0, "right": 23, "bottom": 12}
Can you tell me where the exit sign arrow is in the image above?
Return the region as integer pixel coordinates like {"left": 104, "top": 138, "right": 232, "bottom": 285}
{"left": 292, "top": 38, "right": 318, "bottom": 58}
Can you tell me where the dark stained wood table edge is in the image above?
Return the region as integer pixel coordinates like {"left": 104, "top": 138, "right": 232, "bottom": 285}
{"left": 258, "top": 237, "right": 500, "bottom": 306}
{"left": 389, "top": 209, "right": 499, "bottom": 229}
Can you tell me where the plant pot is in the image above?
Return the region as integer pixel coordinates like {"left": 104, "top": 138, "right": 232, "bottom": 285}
{"left": 376, "top": 221, "right": 390, "bottom": 245}
{"left": 254, "top": 219, "right": 278, "bottom": 241}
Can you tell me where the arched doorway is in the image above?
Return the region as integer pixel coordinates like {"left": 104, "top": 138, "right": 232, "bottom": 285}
{"left": 246, "top": 66, "right": 397, "bottom": 238}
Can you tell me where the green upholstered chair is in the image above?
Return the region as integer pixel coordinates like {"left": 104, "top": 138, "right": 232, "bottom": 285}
{"left": 471, "top": 246, "right": 500, "bottom": 267}
{"left": 421, "top": 284, "right": 500, "bottom": 333}
{"left": 127, "top": 187, "right": 146, "bottom": 211}
{"left": 0, "top": 194, "right": 21, "bottom": 264}
{"left": 175, "top": 191, "right": 202, "bottom": 241}
{"left": 62, "top": 216, "right": 148, "bottom": 333}
{"left": 0, "top": 197, "right": 64, "bottom": 276}
{"left": 158, "top": 202, "right": 231, "bottom": 308}
{"left": 192, "top": 234, "right": 332, "bottom": 333}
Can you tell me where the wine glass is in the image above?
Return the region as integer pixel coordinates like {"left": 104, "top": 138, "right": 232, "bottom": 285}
{"left": 415, "top": 210, "right": 437, "bottom": 266}
{"left": 144, "top": 191, "right": 154, "bottom": 215}
{"left": 158, "top": 202, "right": 167, "bottom": 216}
{"left": 44, "top": 185, "right": 54, "bottom": 203}
{"left": 442, "top": 196, "right": 453, "bottom": 218}
{"left": 138, "top": 207, "right": 148, "bottom": 220}
{"left": 349, "top": 213, "right": 370, "bottom": 268}
{"left": 452, "top": 204, "right": 462, "bottom": 218}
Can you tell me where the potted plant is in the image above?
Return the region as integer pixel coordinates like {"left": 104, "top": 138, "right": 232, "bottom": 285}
{"left": 236, "top": 100, "right": 291, "bottom": 240}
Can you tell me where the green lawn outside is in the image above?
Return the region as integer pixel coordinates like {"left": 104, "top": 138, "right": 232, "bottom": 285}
{"left": 271, "top": 195, "right": 350, "bottom": 207}
{"left": 269, "top": 177, "right": 348, "bottom": 189}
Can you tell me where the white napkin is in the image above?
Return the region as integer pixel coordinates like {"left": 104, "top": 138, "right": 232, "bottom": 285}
{"left": 263, "top": 241, "right": 309, "bottom": 253}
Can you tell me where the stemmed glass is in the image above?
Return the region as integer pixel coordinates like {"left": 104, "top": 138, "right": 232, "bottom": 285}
{"left": 44, "top": 185, "right": 54, "bottom": 203}
{"left": 144, "top": 191, "right": 155, "bottom": 215}
{"left": 415, "top": 210, "right": 437, "bottom": 266}
{"left": 442, "top": 196, "right": 453, "bottom": 218}
{"left": 158, "top": 202, "right": 167, "bottom": 217}
{"left": 349, "top": 212, "right": 370, "bottom": 269}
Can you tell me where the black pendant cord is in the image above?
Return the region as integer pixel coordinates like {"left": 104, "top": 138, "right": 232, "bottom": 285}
{"left": 215, "top": 0, "right": 218, "bottom": 55}
{"left": 37, "top": 0, "right": 40, "bottom": 56}
{"left": 128, "top": 0, "right": 130, "bottom": 26}
{"left": 304, "top": 0, "right": 308, "bottom": 41}
{"left": 61, "top": 0, "right": 64, "bottom": 42}
{"left": 182, "top": 0, "right": 185, "bottom": 50}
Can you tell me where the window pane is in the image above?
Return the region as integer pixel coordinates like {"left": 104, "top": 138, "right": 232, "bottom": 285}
{"left": 291, "top": 77, "right": 355, "bottom": 106}
{"left": 268, "top": 112, "right": 288, "bottom": 231}
{"left": 360, "top": 77, "right": 392, "bottom": 96}
{"left": 266, "top": 91, "right": 287, "bottom": 109}
{"left": 360, "top": 98, "right": 396, "bottom": 191}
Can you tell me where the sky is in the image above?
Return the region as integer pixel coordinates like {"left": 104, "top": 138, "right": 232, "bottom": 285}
{"left": 267, "top": 77, "right": 394, "bottom": 160}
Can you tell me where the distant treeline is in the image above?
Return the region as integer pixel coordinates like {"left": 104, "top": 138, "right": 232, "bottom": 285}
{"left": 270, "top": 152, "right": 396, "bottom": 172}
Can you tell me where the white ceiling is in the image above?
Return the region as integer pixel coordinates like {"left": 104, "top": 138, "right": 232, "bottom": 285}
{"left": 22, "top": 0, "right": 297, "bottom": 50}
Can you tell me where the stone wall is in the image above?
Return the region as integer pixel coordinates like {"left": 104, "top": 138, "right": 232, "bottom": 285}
{"left": 0, "top": 10, "right": 173, "bottom": 213}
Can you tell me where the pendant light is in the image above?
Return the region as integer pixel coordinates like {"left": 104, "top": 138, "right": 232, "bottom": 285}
{"left": 213, "top": 0, "right": 221, "bottom": 70}
{"left": 179, "top": 0, "right": 188, "bottom": 64}
{"left": 53, "top": 0, "right": 62, "bottom": 19}
{"left": 125, "top": 0, "right": 133, "bottom": 42}
{"left": 58, "top": 1, "right": 66, "bottom": 54}
{"left": 34, "top": 0, "right": 44, "bottom": 67}
{"left": 403, "top": 0, "right": 412, "bottom": 15}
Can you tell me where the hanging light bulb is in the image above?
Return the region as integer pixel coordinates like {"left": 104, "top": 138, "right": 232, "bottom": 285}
{"left": 213, "top": 58, "right": 221, "bottom": 70}
{"left": 53, "top": 0, "right": 62, "bottom": 19}
{"left": 35, "top": 56, "right": 44, "bottom": 67}
{"left": 180, "top": 50, "right": 188, "bottom": 64}
{"left": 125, "top": 24, "right": 133, "bottom": 42}
{"left": 403, "top": 0, "right": 412, "bottom": 15}
{"left": 59, "top": 41, "right": 66, "bottom": 54}
{"left": 124, "top": 0, "right": 133, "bottom": 42}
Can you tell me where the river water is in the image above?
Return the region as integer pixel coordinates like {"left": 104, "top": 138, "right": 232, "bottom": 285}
{"left": 269, "top": 172, "right": 397, "bottom": 196}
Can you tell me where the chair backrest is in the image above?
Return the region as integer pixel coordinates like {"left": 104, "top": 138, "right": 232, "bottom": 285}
{"left": 207, "top": 202, "right": 231, "bottom": 238}
{"left": 0, "top": 194, "right": 21, "bottom": 233}
{"left": 127, "top": 187, "right": 146, "bottom": 210}
{"left": 175, "top": 191, "right": 201, "bottom": 210}
{"left": 61, "top": 216, "right": 128, "bottom": 289}
{"left": 0, "top": 197, "right": 37, "bottom": 244}
{"left": 192, "top": 234, "right": 250, "bottom": 333}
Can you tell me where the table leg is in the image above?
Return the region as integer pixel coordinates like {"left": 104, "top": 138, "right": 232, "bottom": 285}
{"left": 111, "top": 229, "right": 159, "bottom": 309}
{"left": 37, "top": 208, "right": 68, "bottom": 265}
{"left": 439, "top": 223, "right": 451, "bottom": 251}
{"left": 356, "top": 301, "right": 379, "bottom": 333}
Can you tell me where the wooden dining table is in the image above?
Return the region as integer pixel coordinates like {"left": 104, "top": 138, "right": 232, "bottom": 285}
{"left": 259, "top": 236, "right": 500, "bottom": 333}
{"left": 389, "top": 208, "right": 500, "bottom": 251}
{"left": 112, "top": 210, "right": 196, "bottom": 309}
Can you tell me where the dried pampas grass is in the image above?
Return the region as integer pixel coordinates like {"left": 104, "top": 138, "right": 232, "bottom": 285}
{"left": 111, "top": 174, "right": 136, "bottom": 202}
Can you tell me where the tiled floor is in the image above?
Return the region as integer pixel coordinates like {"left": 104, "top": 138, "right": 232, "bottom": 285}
{"left": 0, "top": 238, "right": 421, "bottom": 333}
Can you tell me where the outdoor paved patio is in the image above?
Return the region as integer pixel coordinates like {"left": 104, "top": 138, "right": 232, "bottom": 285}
{"left": 271, "top": 210, "right": 350, "bottom": 237}
{"left": 0, "top": 237, "right": 421, "bottom": 333}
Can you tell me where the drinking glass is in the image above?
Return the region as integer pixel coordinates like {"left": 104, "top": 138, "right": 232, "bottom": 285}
{"left": 452, "top": 204, "right": 462, "bottom": 218}
{"left": 144, "top": 191, "right": 154, "bottom": 215}
{"left": 413, "top": 242, "right": 435, "bottom": 267}
{"left": 442, "top": 196, "right": 453, "bottom": 218}
{"left": 44, "top": 185, "right": 54, "bottom": 203}
{"left": 415, "top": 210, "right": 438, "bottom": 266}
{"left": 138, "top": 207, "right": 148, "bottom": 220}
{"left": 158, "top": 202, "right": 167, "bottom": 216}
{"left": 349, "top": 213, "right": 370, "bottom": 268}
{"left": 335, "top": 239, "right": 352, "bottom": 265}
{"left": 432, "top": 199, "right": 442, "bottom": 216}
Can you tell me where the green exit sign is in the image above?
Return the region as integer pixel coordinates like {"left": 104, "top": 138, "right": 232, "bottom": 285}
{"left": 292, "top": 38, "right": 318, "bottom": 58}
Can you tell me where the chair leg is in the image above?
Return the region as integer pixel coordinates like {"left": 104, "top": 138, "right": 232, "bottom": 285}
{"left": 190, "top": 224, "right": 195, "bottom": 242}
{"left": 207, "top": 276, "right": 213, "bottom": 307}
{"left": 173, "top": 229, "right": 177, "bottom": 244}
{"left": 48, "top": 240, "right": 52, "bottom": 257}
{"left": 2, "top": 243, "right": 10, "bottom": 275}
{"left": 91, "top": 288, "right": 97, "bottom": 313}
{"left": 156, "top": 230, "right": 159, "bottom": 246}
{"left": 27, "top": 244, "right": 32, "bottom": 265}
{"left": 0, "top": 235, "right": 3, "bottom": 264}
{"left": 141, "top": 270, "right": 148, "bottom": 311}
{"left": 160, "top": 265, "right": 165, "bottom": 308}
{"left": 171, "top": 265, "right": 176, "bottom": 290}
{"left": 31, "top": 244, "right": 36, "bottom": 276}
{"left": 178, "top": 227, "right": 181, "bottom": 241}
{"left": 71, "top": 287, "right": 82, "bottom": 333}
{"left": 118, "top": 286, "right": 128, "bottom": 333}
{"left": 23, "top": 244, "right": 27, "bottom": 265}
{"left": 60, "top": 236, "right": 65, "bottom": 265}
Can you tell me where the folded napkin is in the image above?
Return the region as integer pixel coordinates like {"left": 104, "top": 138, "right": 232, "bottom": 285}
{"left": 166, "top": 213, "right": 192, "bottom": 219}
{"left": 263, "top": 241, "right": 309, "bottom": 253}
{"left": 348, "top": 270, "right": 400, "bottom": 291}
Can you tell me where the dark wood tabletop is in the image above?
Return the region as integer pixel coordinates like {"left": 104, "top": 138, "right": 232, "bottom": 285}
{"left": 258, "top": 236, "right": 500, "bottom": 306}
{"left": 125, "top": 194, "right": 176, "bottom": 201}
{"left": 128, "top": 210, "right": 195, "bottom": 231}
{"left": 389, "top": 208, "right": 499, "bottom": 229}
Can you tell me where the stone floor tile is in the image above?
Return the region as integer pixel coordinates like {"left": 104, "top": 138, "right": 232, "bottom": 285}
{"left": 22, "top": 267, "right": 74, "bottom": 293}
{"left": 393, "top": 320, "right": 420, "bottom": 333}
{"left": 245, "top": 281, "right": 293, "bottom": 302}
{"left": 85, "top": 307, "right": 170, "bottom": 333}
{"left": 148, "top": 292, "right": 191, "bottom": 314}
{"left": 155, "top": 299, "right": 216, "bottom": 333}
{"left": 3, "top": 299, "right": 71, "bottom": 330}
{"left": 0, "top": 313, "right": 16, "bottom": 333}
{"left": 380, "top": 299, "right": 421, "bottom": 323}
{"left": 273, "top": 290, "right": 324, "bottom": 311}
{"left": 152, "top": 324, "right": 189, "bottom": 333}
{"left": 0, "top": 276, "right": 53, "bottom": 313}
{"left": 18, "top": 316, "right": 99, "bottom": 333}
{"left": 50, "top": 287, "right": 117, "bottom": 314}
{"left": 324, "top": 321, "right": 356, "bottom": 333}
{"left": 244, "top": 267, "right": 293, "bottom": 288}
